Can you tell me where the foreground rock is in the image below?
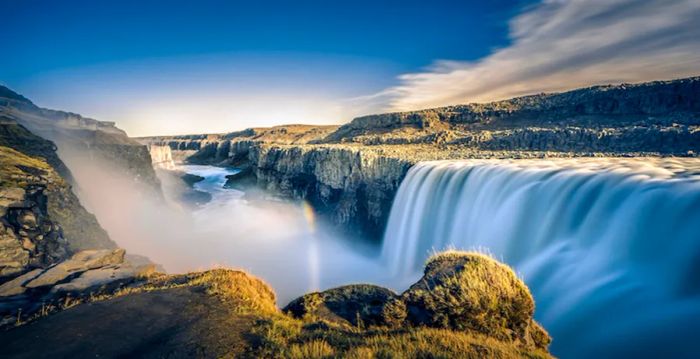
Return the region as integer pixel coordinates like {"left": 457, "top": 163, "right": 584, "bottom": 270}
{"left": 0, "top": 248, "right": 156, "bottom": 326}
{"left": 274, "top": 251, "right": 551, "bottom": 357}
{"left": 0, "top": 270, "right": 273, "bottom": 358}
{"left": 0, "top": 252, "right": 553, "bottom": 358}
{"left": 403, "top": 251, "right": 550, "bottom": 349}
{"left": 284, "top": 284, "right": 405, "bottom": 327}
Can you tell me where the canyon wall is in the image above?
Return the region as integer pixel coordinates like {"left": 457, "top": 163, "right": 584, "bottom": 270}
{"left": 0, "top": 119, "right": 117, "bottom": 280}
{"left": 140, "top": 77, "right": 700, "bottom": 239}
{"left": 0, "top": 86, "right": 161, "bottom": 192}
{"left": 249, "top": 145, "right": 412, "bottom": 238}
{"left": 0, "top": 119, "right": 114, "bottom": 252}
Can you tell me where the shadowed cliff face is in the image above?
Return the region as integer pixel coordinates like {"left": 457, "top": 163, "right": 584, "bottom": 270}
{"left": 0, "top": 120, "right": 114, "bottom": 255}
{"left": 0, "top": 86, "right": 161, "bottom": 194}
{"left": 141, "top": 77, "right": 700, "bottom": 239}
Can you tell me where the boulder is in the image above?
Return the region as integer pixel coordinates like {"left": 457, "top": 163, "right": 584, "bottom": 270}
{"left": 402, "top": 251, "right": 550, "bottom": 349}
{"left": 284, "top": 284, "right": 405, "bottom": 327}
{"left": 25, "top": 249, "right": 125, "bottom": 289}
{"left": 51, "top": 261, "right": 155, "bottom": 293}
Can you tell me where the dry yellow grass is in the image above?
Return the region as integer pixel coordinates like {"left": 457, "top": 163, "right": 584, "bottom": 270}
{"left": 11, "top": 255, "right": 553, "bottom": 358}
{"left": 244, "top": 250, "right": 553, "bottom": 358}
{"left": 0, "top": 146, "right": 55, "bottom": 189}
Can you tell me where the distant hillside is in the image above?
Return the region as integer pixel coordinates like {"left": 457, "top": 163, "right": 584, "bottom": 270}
{"left": 322, "top": 76, "right": 700, "bottom": 146}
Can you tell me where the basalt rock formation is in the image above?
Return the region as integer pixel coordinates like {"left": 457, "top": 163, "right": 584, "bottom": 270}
{"left": 141, "top": 76, "right": 700, "bottom": 240}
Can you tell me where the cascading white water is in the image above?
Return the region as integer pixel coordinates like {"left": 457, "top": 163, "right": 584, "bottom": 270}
{"left": 382, "top": 158, "right": 700, "bottom": 358}
{"left": 149, "top": 145, "right": 175, "bottom": 169}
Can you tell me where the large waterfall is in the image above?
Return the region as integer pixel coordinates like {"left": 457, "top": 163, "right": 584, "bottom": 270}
{"left": 149, "top": 145, "right": 175, "bottom": 169}
{"left": 382, "top": 158, "right": 700, "bottom": 358}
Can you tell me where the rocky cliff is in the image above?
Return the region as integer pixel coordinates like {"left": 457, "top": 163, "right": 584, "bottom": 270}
{"left": 0, "top": 86, "right": 161, "bottom": 192}
{"left": 0, "top": 117, "right": 156, "bottom": 329}
{"left": 0, "top": 120, "right": 114, "bottom": 256}
{"left": 141, "top": 76, "right": 700, "bottom": 239}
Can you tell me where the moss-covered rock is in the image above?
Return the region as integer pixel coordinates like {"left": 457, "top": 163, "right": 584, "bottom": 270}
{"left": 284, "top": 284, "right": 404, "bottom": 328}
{"left": 402, "top": 251, "right": 550, "bottom": 349}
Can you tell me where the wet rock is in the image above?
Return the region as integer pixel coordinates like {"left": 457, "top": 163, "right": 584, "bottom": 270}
{"left": 181, "top": 173, "right": 205, "bottom": 186}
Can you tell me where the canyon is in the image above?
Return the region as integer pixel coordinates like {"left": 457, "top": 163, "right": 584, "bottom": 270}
{"left": 141, "top": 76, "right": 700, "bottom": 239}
{"left": 0, "top": 77, "right": 699, "bottom": 358}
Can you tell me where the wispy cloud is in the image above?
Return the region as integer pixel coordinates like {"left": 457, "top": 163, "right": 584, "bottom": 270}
{"left": 377, "top": 0, "right": 700, "bottom": 112}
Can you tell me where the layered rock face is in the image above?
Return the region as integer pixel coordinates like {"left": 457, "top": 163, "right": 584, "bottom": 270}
{"left": 250, "top": 145, "right": 411, "bottom": 238}
{"left": 0, "top": 119, "right": 157, "bottom": 329}
{"left": 0, "top": 86, "right": 161, "bottom": 193}
{"left": 141, "top": 77, "right": 700, "bottom": 239}
{"left": 0, "top": 143, "right": 116, "bottom": 278}
{"left": 0, "top": 113, "right": 139, "bottom": 328}
{"left": 325, "top": 76, "right": 700, "bottom": 152}
{"left": 0, "top": 184, "right": 67, "bottom": 278}
{"left": 0, "top": 120, "right": 114, "bottom": 253}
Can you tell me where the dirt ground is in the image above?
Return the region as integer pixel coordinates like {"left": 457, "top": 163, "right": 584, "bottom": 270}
{"left": 0, "top": 286, "right": 254, "bottom": 358}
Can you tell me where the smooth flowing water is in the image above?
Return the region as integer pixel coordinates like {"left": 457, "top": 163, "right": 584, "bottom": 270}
{"left": 141, "top": 144, "right": 700, "bottom": 357}
{"left": 381, "top": 158, "right": 700, "bottom": 358}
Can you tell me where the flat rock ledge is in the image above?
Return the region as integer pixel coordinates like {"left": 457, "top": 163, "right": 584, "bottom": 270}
{"left": 0, "top": 248, "right": 156, "bottom": 327}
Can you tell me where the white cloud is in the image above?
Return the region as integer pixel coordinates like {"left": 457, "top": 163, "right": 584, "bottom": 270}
{"left": 379, "top": 0, "right": 700, "bottom": 112}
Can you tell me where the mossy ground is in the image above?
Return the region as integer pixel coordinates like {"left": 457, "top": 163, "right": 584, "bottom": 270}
{"left": 246, "top": 251, "right": 552, "bottom": 358}
{"left": 246, "top": 315, "right": 552, "bottom": 358}
{"left": 4, "top": 255, "right": 553, "bottom": 358}
{"left": 0, "top": 146, "right": 55, "bottom": 190}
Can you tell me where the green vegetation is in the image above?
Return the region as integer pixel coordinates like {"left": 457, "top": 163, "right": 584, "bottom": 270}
{"left": 0, "top": 123, "right": 115, "bottom": 252}
{"left": 5, "top": 251, "right": 553, "bottom": 358}
{"left": 0, "top": 146, "right": 54, "bottom": 190}
{"left": 405, "top": 251, "right": 549, "bottom": 349}
{"left": 245, "top": 251, "right": 552, "bottom": 358}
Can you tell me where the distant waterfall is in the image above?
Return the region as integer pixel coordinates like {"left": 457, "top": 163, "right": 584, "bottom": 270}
{"left": 149, "top": 145, "right": 175, "bottom": 169}
{"left": 382, "top": 158, "right": 700, "bottom": 358}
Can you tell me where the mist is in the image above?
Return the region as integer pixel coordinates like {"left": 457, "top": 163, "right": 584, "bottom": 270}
{"left": 55, "top": 147, "right": 389, "bottom": 304}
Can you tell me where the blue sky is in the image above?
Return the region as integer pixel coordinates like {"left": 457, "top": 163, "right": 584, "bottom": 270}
{"left": 2, "top": 0, "right": 698, "bottom": 136}
{"left": 0, "top": 0, "right": 522, "bottom": 135}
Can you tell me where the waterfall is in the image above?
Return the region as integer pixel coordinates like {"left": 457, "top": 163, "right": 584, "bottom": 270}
{"left": 149, "top": 145, "right": 175, "bottom": 169}
{"left": 382, "top": 158, "right": 700, "bottom": 358}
